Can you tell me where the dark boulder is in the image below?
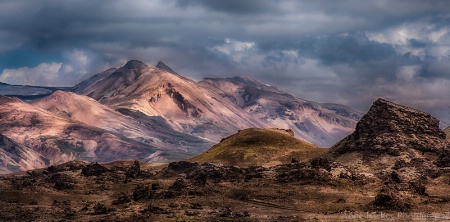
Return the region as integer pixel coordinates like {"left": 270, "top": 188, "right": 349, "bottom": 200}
{"left": 81, "top": 162, "right": 109, "bottom": 176}
{"left": 372, "top": 186, "right": 412, "bottom": 211}
{"left": 167, "top": 161, "right": 199, "bottom": 173}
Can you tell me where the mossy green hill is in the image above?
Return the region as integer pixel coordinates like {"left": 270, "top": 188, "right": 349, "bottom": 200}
{"left": 190, "top": 128, "right": 326, "bottom": 166}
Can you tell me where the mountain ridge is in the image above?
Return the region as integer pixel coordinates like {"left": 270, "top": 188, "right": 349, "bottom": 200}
{"left": 199, "top": 75, "right": 361, "bottom": 147}
{"left": 0, "top": 59, "right": 362, "bottom": 173}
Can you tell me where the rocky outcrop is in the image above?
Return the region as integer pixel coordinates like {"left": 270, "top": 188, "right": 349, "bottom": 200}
{"left": 329, "top": 98, "right": 450, "bottom": 210}
{"left": 332, "top": 98, "right": 447, "bottom": 157}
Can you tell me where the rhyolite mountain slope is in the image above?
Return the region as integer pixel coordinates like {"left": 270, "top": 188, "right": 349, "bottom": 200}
{"left": 199, "top": 76, "right": 361, "bottom": 147}
{"left": 190, "top": 128, "right": 326, "bottom": 166}
{"left": 0, "top": 133, "right": 49, "bottom": 174}
{"left": 73, "top": 68, "right": 117, "bottom": 94}
{"left": 0, "top": 95, "right": 169, "bottom": 169}
{"left": 80, "top": 60, "right": 361, "bottom": 146}
{"left": 79, "top": 60, "right": 273, "bottom": 141}
{"left": 32, "top": 90, "right": 212, "bottom": 158}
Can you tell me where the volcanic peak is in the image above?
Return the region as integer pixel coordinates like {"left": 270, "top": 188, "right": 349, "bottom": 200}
{"left": 122, "top": 60, "right": 148, "bottom": 70}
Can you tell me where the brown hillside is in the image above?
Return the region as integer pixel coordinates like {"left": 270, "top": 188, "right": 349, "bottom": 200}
{"left": 190, "top": 128, "right": 326, "bottom": 166}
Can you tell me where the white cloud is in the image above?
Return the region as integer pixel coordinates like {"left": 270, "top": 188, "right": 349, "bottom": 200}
{"left": 367, "top": 20, "right": 450, "bottom": 59}
{"left": 0, "top": 49, "right": 97, "bottom": 86}
{"left": 212, "top": 38, "right": 255, "bottom": 63}
{"left": 426, "top": 45, "right": 450, "bottom": 59}
{"left": 396, "top": 65, "right": 420, "bottom": 82}
{"left": 213, "top": 38, "right": 255, "bottom": 56}
{"left": 0, "top": 62, "right": 62, "bottom": 86}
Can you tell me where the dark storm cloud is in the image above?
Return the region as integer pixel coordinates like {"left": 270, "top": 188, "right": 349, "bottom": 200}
{"left": 175, "top": 0, "right": 277, "bottom": 14}
{"left": 1, "top": 0, "right": 450, "bottom": 122}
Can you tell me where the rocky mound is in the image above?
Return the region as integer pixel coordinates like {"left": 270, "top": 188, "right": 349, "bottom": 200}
{"left": 190, "top": 128, "right": 326, "bottom": 166}
{"left": 332, "top": 98, "right": 447, "bottom": 158}
{"left": 330, "top": 98, "right": 450, "bottom": 210}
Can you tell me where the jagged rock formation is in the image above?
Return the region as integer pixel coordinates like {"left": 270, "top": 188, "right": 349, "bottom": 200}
{"left": 329, "top": 98, "right": 450, "bottom": 210}
{"left": 332, "top": 98, "right": 447, "bottom": 157}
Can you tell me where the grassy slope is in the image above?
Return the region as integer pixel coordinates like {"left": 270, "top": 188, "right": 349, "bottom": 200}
{"left": 190, "top": 128, "right": 327, "bottom": 166}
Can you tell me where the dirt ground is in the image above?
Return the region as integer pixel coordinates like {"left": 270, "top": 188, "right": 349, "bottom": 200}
{"left": 1, "top": 160, "right": 450, "bottom": 221}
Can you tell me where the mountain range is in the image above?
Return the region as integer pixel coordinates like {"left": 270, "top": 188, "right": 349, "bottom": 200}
{"left": 0, "top": 60, "right": 361, "bottom": 173}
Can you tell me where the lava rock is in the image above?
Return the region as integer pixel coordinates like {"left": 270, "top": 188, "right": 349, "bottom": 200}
{"left": 46, "top": 173, "right": 75, "bottom": 190}
{"left": 276, "top": 167, "right": 330, "bottom": 183}
{"left": 125, "top": 160, "right": 141, "bottom": 179}
{"left": 373, "top": 186, "right": 411, "bottom": 211}
{"left": 169, "top": 178, "right": 188, "bottom": 191}
{"left": 81, "top": 162, "right": 109, "bottom": 177}
{"left": 311, "top": 157, "right": 331, "bottom": 170}
{"left": 332, "top": 99, "right": 447, "bottom": 156}
{"left": 140, "top": 205, "right": 169, "bottom": 214}
{"left": 92, "top": 202, "right": 111, "bottom": 215}
{"left": 132, "top": 185, "right": 153, "bottom": 201}
{"left": 112, "top": 192, "right": 132, "bottom": 205}
{"left": 167, "top": 161, "right": 199, "bottom": 173}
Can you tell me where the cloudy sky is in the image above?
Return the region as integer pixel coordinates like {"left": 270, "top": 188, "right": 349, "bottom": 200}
{"left": 1, "top": 0, "right": 450, "bottom": 122}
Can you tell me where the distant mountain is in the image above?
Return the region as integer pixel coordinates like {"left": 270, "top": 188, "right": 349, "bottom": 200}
{"left": 0, "top": 60, "right": 363, "bottom": 173}
{"left": 0, "top": 82, "right": 70, "bottom": 100}
{"left": 199, "top": 76, "right": 361, "bottom": 147}
{"left": 32, "top": 90, "right": 212, "bottom": 160}
{"left": 79, "top": 60, "right": 272, "bottom": 141}
{"left": 0, "top": 95, "right": 169, "bottom": 165}
{"left": 190, "top": 128, "right": 325, "bottom": 166}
